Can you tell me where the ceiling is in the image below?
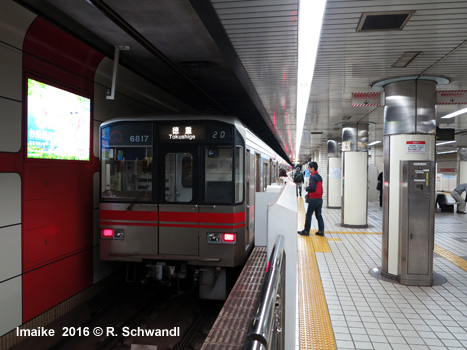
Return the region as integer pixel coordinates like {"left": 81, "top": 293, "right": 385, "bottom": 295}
{"left": 14, "top": 0, "right": 467, "bottom": 163}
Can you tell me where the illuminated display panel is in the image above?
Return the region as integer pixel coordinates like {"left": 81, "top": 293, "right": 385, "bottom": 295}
{"left": 27, "top": 78, "right": 91, "bottom": 160}
{"left": 157, "top": 122, "right": 232, "bottom": 143}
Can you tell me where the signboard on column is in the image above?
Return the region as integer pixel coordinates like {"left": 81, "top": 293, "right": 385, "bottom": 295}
{"left": 406, "top": 141, "right": 426, "bottom": 154}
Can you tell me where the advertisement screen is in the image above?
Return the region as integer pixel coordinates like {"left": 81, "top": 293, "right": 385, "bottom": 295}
{"left": 27, "top": 78, "right": 91, "bottom": 160}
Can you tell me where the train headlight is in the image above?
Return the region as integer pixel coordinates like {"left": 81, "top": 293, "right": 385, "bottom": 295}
{"left": 101, "top": 228, "right": 124, "bottom": 239}
{"left": 207, "top": 232, "right": 236, "bottom": 244}
{"left": 222, "top": 233, "right": 236, "bottom": 243}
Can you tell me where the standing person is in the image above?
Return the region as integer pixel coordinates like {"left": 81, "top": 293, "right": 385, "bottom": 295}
{"left": 303, "top": 166, "right": 310, "bottom": 187}
{"left": 293, "top": 166, "right": 305, "bottom": 196}
{"left": 298, "top": 162, "right": 325, "bottom": 236}
{"left": 451, "top": 183, "right": 467, "bottom": 214}
{"left": 377, "top": 172, "right": 383, "bottom": 207}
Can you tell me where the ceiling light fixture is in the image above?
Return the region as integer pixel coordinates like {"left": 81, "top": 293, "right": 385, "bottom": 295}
{"left": 368, "top": 140, "right": 382, "bottom": 146}
{"left": 436, "top": 150, "right": 458, "bottom": 155}
{"left": 436, "top": 140, "right": 456, "bottom": 146}
{"left": 295, "top": 0, "right": 327, "bottom": 160}
{"left": 392, "top": 51, "right": 422, "bottom": 68}
{"left": 440, "top": 107, "right": 467, "bottom": 119}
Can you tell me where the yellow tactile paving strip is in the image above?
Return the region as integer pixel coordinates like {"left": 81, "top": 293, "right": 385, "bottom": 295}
{"left": 434, "top": 244, "right": 467, "bottom": 271}
{"left": 297, "top": 198, "right": 336, "bottom": 350}
{"left": 325, "top": 231, "right": 382, "bottom": 235}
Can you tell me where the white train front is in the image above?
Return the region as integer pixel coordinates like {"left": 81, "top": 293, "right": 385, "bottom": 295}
{"left": 99, "top": 115, "right": 289, "bottom": 299}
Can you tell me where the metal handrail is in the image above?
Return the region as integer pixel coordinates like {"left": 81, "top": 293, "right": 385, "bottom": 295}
{"left": 244, "top": 235, "right": 286, "bottom": 350}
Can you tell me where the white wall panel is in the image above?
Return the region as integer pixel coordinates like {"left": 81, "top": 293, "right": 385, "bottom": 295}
{"left": 0, "top": 98, "right": 21, "bottom": 152}
{"left": 0, "top": 225, "right": 21, "bottom": 282}
{"left": 0, "top": 44, "right": 22, "bottom": 102}
{"left": 0, "top": 0, "right": 35, "bottom": 49}
{"left": 0, "top": 276, "right": 22, "bottom": 336}
{"left": 0, "top": 173, "right": 21, "bottom": 226}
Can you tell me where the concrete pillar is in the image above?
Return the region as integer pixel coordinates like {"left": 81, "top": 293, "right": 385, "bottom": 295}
{"left": 372, "top": 76, "right": 449, "bottom": 281}
{"left": 341, "top": 122, "right": 370, "bottom": 227}
{"left": 327, "top": 140, "right": 341, "bottom": 208}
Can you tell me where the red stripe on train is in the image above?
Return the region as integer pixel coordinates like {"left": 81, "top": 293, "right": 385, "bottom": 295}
{"left": 199, "top": 212, "right": 245, "bottom": 224}
{"left": 101, "top": 210, "right": 245, "bottom": 224}
{"left": 100, "top": 210, "right": 157, "bottom": 221}
{"left": 100, "top": 221, "right": 158, "bottom": 227}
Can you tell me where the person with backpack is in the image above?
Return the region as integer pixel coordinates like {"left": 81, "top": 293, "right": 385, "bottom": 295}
{"left": 293, "top": 166, "right": 304, "bottom": 196}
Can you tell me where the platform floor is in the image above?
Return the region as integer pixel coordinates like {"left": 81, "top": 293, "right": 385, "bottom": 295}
{"left": 296, "top": 197, "right": 467, "bottom": 350}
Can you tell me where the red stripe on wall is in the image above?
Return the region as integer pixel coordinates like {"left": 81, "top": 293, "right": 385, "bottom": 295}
{"left": 100, "top": 210, "right": 158, "bottom": 222}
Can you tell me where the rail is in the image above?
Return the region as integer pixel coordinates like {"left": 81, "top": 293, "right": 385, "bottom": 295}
{"left": 244, "top": 235, "right": 286, "bottom": 350}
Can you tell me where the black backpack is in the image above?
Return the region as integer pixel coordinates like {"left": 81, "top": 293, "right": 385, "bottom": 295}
{"left": 294, "top": 171, "right": 304, "bottom": 182}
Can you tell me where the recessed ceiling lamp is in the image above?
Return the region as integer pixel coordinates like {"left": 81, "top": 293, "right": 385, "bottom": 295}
{"left": 295, "top": 0, "right": 327, "bottom": 161}
{"left": 441, "top": 107, "right": 467, "bottom": 119}
{"left": 392, "top": 51, "right": 422, "bottom": 68}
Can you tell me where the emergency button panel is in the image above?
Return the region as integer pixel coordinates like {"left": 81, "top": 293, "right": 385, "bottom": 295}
{"left": 410, "top": 162, "right": 431, "bottom": 193}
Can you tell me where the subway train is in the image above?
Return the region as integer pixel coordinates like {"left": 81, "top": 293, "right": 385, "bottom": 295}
{"left": 99, "top": 115, "right": 290, "bottom": 299}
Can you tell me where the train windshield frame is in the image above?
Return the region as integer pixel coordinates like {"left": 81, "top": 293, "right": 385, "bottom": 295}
{"left": 99, "top": 119, "right": 245, "bottom": 205}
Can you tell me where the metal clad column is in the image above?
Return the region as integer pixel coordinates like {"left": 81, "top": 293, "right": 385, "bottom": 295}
{"left": 375, "top": 77, "right": 445, "bottom": 280}
{"left": 327, "top": 140, "right": 341, "bottom": 208}
{"left": 341, "top": 123, "right": 369, "bottom": 227}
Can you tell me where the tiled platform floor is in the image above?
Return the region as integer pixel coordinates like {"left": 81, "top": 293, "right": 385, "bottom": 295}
{"left": 297, "top": 198, "right": 467, "bottom": 350}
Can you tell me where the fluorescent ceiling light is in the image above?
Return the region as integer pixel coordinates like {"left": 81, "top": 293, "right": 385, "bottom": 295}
{"left": 368, "top": 140, "right": 382, "bottom": 146}
{"left": 437, "top": 150, "right": 457, "bottom": 155}
{"left": 392, "top": 51, "right": 421, "bottom": 68}
{"left": 441, "top": 107, "right": 467, "bottom": 119}
{"left": 295, "top": 0, "right": 327, "bottom": 162}
{"left": 436, "top": 140, "right": 456, "bottom": 146}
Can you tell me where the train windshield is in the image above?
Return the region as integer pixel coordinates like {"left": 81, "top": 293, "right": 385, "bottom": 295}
{"left": 100, "top": 123, "right": 153, "bottom": 201}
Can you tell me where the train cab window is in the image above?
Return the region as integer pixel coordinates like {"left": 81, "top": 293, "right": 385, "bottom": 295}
{"left": 100, "top": 123, "right": 153, "bottom": 202}
{"left": 165, "top": 153, "right": 193, "bottom": 202}
{"left": 100, "top": 146, "right": 153, "bottom": 201}
{"left": 205, "top": 147, "right": 233, "bottom": 203}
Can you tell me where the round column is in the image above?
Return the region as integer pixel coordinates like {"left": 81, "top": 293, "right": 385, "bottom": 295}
{"left": 458, "top": 148, "right": 467, "bottom": 185}
{"left": 373, "top": 76, "right": 448, "bottom": 280}
{"left": 327, "top": 140, "right": 341, "bottom": 208}
{"left": 341, "top": 122, "right": 370, "bottom": 227}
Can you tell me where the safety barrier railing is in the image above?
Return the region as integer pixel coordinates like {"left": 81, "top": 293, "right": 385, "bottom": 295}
{"left": 244, "top": 235, "right": 286, "bottom": 350}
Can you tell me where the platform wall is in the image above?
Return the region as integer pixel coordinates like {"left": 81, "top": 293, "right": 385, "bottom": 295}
{"left": 0, "top": 0, "right": 189, "bottom": 337}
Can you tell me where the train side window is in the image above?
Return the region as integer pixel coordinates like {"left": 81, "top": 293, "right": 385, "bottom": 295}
{"left": 205, "top": 146, "right": 233, "bottom": 204}
{"left": 235, "top": 146, "right": 244, "bottom": 203}
{"left": 165, "top": 153, "right": 193, "bottom": 202}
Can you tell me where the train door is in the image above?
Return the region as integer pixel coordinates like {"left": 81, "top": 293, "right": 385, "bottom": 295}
{"left": 158, "top": 147, "right": 199, "bottom": 256}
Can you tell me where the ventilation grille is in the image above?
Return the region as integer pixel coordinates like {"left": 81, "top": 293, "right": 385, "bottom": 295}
{"left": 357, "top": 11, "right": 415, "bottom": 31}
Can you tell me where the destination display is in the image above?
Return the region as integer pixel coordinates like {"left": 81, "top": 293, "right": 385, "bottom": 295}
{"left": 157, "top": 123, "right": 232, "bottom": 143}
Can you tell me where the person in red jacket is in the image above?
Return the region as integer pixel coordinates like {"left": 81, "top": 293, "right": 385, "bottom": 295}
{"left": 298, "top": 161, "right": 324, "bottom": 236}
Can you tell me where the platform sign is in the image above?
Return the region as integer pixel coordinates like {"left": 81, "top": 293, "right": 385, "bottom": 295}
{"left": 437, "top": 90, "right": 467, "bottom": 105}
{"left": 352, "top": 92, "right": 381, "bottom": 107}
{"left": 342, "top": 141, "right": 351, "bottom": 152}
{"left": 406, "top": 141, "right": 426, "bottom": 154}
